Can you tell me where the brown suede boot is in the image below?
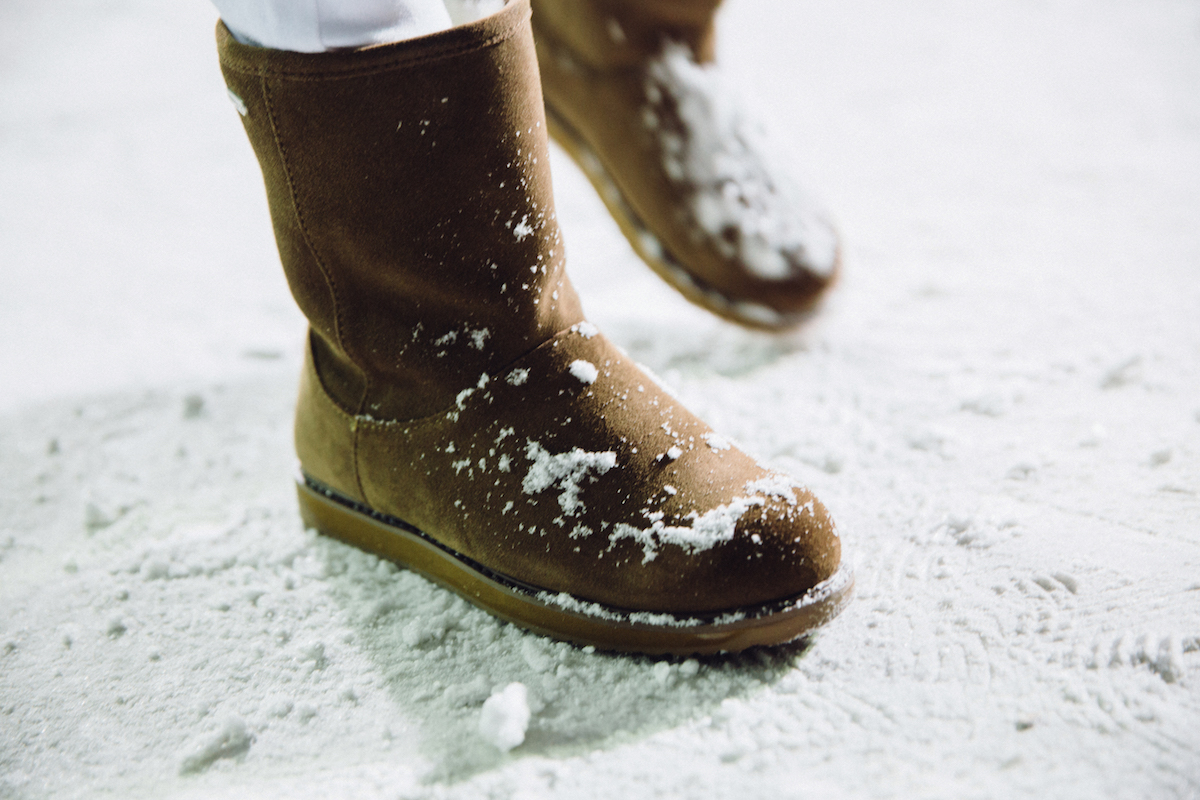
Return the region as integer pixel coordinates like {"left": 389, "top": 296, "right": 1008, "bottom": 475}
{"left": 531, "top": 0, "right": 839, "bottom": 329}
{"left": 217, "top": 0, "right": 850, "bottom": 654}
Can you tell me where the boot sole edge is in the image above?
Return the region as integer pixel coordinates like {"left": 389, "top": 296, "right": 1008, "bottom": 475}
{"left": 296, "top": 474, "right": 852, "bottom": 655}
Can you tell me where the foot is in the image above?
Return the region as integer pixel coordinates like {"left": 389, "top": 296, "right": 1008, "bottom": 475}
{"left": 532, "top": 0, "right": 840, "bottom": 329}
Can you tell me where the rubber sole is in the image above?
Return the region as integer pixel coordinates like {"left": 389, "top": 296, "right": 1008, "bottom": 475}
{"left": 297, "top": 475, "right": 853, "bottom": 655}
{"left": 545, "top": 104, "right": 835, "bottom": 332}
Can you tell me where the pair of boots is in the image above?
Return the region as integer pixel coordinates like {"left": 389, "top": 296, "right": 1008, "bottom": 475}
{"left": 218, "top": 0, "right": 850, "bottom": 654}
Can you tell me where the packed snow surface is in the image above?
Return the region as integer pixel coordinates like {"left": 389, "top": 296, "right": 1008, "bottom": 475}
{"left": 2, "top": 1, "right": 1199, "bottom": 799}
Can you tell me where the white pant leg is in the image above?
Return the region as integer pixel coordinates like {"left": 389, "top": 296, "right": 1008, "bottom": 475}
{"left": 211, "top": 0, "right": 456, "bottom": 52}
{"left": 442, "top": 0, "right": 505, "bottom": 26}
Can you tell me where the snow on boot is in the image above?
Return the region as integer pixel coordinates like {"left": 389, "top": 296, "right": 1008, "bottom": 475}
{"left": 217, "top": 0, "right": 850, "bottom": 654}
{"left": 531, "top": 0, "right": 839, "bottom": 329}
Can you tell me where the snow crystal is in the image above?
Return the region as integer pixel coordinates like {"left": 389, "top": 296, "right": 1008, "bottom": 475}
{"left": 512, "top": 214, "right": 534, "bottom": 241}
{"left": 703, "top": 432, "right": 732, "bottom": 451}
{"left": 569, "top": 359, "right": 599, "bottom": 385}
{"left": 663, "top": 445, "right": 683, "bottom": 461}
{"left": 644, "top": 43, "right": 837, "bottom": 280}
{"left": 571, "top": 321, "right": 599, "bottom": 339}
{"left": 468, "top": 328, "right": 490, "bottom": 350}
{"left": 478, "top": 682, "right": 530, "bottom": 752}
{"left": 522, "top": 441, "right": 617, "bottom": 517}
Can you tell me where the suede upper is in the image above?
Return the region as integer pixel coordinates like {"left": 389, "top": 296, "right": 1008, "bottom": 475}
{"left": 218, "top": 0, "right": 842, "bottom": 617}
{"left": 219, "top": 3, "right": 583, "bottom": 422}
{"left": 531, "top": 0, "right": 839, "bottom": 325}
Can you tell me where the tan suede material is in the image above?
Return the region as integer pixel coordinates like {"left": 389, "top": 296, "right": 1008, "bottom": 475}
{"left": 529, "top": 0, "right": 720, "bottom": 67}
{"left": 531, "top": 0, "right": 836, "bottom": 323}
{"left": 291, "top": 322, "right": 844, "bottom": 613}
{"left": 350, "top": 326, "right": 839, "bottom": 613}
{"left": 219, "top": 0, "right": 841, "bottom": 617}
{"left": 219, "top": 3, "right": 583, "bottom": 422}
{"left": 295, "top": 333, "right": 364, "bottom": 501}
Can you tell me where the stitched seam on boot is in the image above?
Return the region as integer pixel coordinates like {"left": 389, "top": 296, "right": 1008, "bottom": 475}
{"left": 349, "top": 396, "right": 370, "bottom": 504}
{"left": 259, "top": 77, "right": 354, "bottom": 395}
{"left": 261, "top": 75, "right": 370, "bottom": 499}
{"left": 307, "top": 344, "right": 358, "bottom": 430}
{"left": 304, "top": 340, "right": 375, "bottom": 504}
{"left": 219, "top": 20, "right": 525, "bottom": 80}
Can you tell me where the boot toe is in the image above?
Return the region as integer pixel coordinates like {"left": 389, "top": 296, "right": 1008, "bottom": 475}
{"left": 352, "top": 326, "right": 842, "bottom": 617}
{"left": 598, "top": 479, "right": 842, "bottom": 615}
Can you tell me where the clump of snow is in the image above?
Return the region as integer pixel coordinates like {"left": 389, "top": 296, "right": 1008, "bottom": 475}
{"left": 511, "top": 214, "right": 534, "bottom": 241}
{"left": 571, "top": 321, "right": 600, "bottom": 339}
{"left": 607, "top": 473, "right": 817, "bottom": 563}
{"left": 478, "top": 683, "right": 531, "bottom": 752}
{"left": 506, "top": 368, "right": 529, "bottom": 386}
{"left": 468, "top": 328, "right": 490, "bottom": 350}
{"left": 643, "top": 43, "right": 837, "bottom": 280}
{"left": 744, "top": 474, "right": 801, "bottom": 501}
{"left": 703, "top": 432, "right": 732, "bottom": 451}
{"left": 178, "top": 716, "right": 253, "bottom": 775}
{"left": 522, "top": 441, "right": 618, "bottom": 516}
{"left": 611, "top": 495, "right": 766, "bottom": 563}
{"left": 568, "top": 359, "right": 599, "bottom": 385}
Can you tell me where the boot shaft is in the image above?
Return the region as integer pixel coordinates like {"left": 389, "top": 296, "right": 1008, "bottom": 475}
{"left": 530, "top": 0, "right": 723, "bottom": 68}
{"left": 218, "top": 0, "right": 582, "bottom": 422}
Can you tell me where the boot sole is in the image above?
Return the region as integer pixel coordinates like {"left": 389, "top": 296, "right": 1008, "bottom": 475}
{"left": 544, "top": 105, "right": 837, "bottom": 332}
{"left": 297, "top": 474, "right": 853, "bottom": 655}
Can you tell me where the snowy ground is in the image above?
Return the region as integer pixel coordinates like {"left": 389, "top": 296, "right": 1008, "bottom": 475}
{"left": 2, "top": 0, "right": 1199, "bottom": 797}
